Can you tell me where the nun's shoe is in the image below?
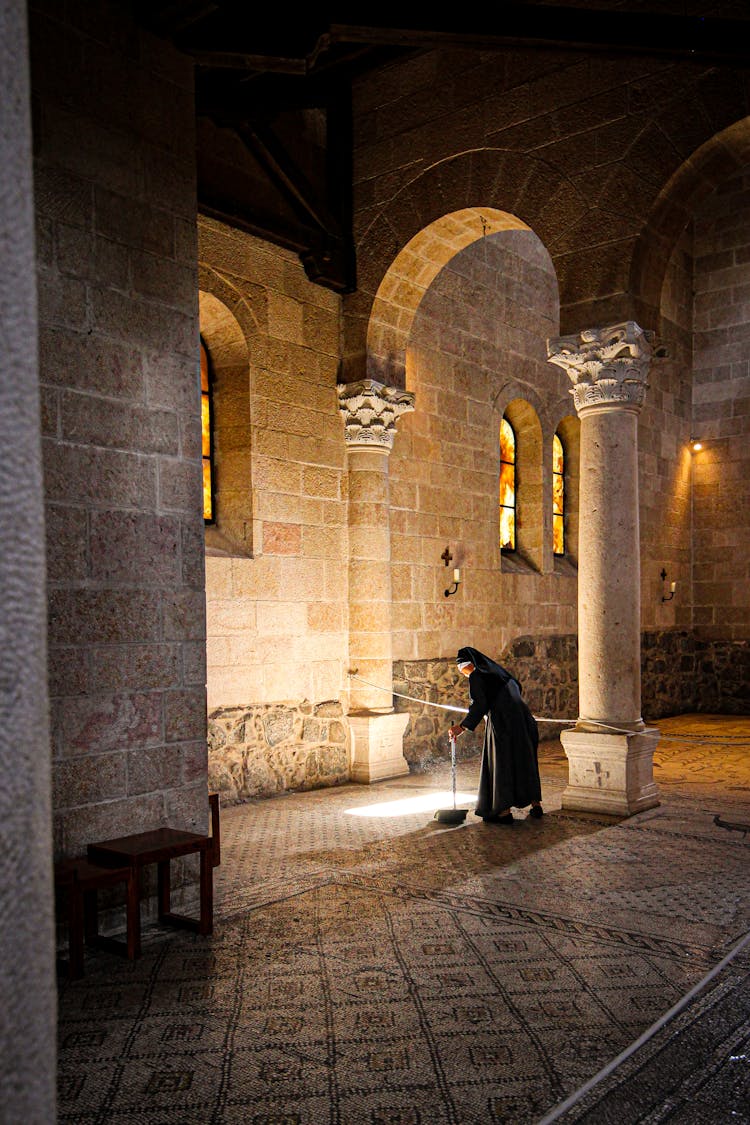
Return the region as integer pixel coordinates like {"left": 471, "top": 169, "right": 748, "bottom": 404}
{"left": 529, "top": 805, "right": 543, "bottom": 819}
{"left": 495, "top": 813, "right": 514, "bottom": 825}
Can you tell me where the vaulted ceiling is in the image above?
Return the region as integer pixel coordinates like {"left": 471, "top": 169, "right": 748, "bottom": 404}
{"left": 133, "top": 3, "right": 750, "bottom": 292}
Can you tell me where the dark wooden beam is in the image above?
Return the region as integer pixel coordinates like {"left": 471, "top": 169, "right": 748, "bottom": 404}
{"left": 145, "top": 4, "right": 750, "bottom": 69}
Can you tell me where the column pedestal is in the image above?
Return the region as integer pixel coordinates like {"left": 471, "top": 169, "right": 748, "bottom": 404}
{"left": 561, "top": 728, "right": 660, "bottom": 815}
{"left": 348, "top": 712, "right": 410, "bottom": 784}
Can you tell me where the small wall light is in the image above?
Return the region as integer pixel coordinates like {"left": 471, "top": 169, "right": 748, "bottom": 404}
{"left": 660, "top": 567, "right": 676, "bottom": 603}
{"left": 445, "top": 568, "right": 461, "bottom": 597}
{"left": 690, "top": 438, "right": 703, "bottom": 452}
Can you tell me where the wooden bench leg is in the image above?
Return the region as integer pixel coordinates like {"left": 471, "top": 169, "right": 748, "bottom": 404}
{"left": 199, "top": 845, "right": 213, "bottom": 935}
{"left": 157, "top": 859, "right": 171, "bottom": 922}
{"left": 67, "top": 885, "right": 85, "bottom": 981}
{"left": 209, "top": 792, "right": 220, "bottom": 867}
{"left": 83, "top": 888, "right": 99, "bottom": 946}
{"left": 126, "top": 869, "right": 141, "bottom": 959}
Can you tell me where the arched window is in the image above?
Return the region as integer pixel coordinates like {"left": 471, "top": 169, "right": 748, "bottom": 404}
{"left": 200, "top": 338, "right": 215, "bottom": 524}
{"left": 553, "top": 432, "right": 564, "bottom": 556}
{"left": 499, "top": 417, "right": 516, "bottom": 551}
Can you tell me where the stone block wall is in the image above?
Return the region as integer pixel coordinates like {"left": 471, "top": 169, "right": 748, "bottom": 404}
{"left": 395, "top": 630, "right": 749, "bottom": 770}
{"left": 641, "top": 629, "right": 701, "bottom": 718}
{"left": 199, "top": 219, "right": 351, "bottom": 798}
{"left": 692, "top": 167, "right": 750, "bottom": 641}
{"left": 692, "top": 639, "right": 750, "bottom": 714}
{"left": 347, "top": 46, "right": 750, "bottom": 365}
{"left": 1, "top": 2, "right": 56, "bottom": 1118}
{"left": 394, "top": 635, "right": 579, "bottom": 772}
{"left": 347, "top": 46, "right": 746, "bottom": 658}
{"left": 389, "top": 230, "right": 579, "bottom": 665}
{"left": 208, "top": 700, "right": 349, "bottom": 802}
{"left": 639, "top": 227, "right": 694, "bottom": 633}
{"left": 644, "top": 633, "right": 750, "bottom": 716}
{"left": 31, "top": 0, "right": 207, "bottom": 857}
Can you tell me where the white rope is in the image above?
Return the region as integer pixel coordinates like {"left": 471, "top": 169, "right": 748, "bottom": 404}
{"left": 347, "top": 672, "right": 750, "bottom": 745}
{"left": 349, "top": 673, "right": 465, "bottom": 714}
{"left": 536, "top": 927, "right": 750, "bottom": 1124}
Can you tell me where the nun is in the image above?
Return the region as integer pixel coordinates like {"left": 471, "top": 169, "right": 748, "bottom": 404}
{"left": 449, "top": 646, "right": 543, "bottom": 824}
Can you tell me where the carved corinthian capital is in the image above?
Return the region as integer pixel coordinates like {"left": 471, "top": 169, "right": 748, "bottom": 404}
{"left": 547, "top": 321, "right": 653, "bottom": 414}
{"left": 337, "top": 379, "right": 415, "bottom": 451}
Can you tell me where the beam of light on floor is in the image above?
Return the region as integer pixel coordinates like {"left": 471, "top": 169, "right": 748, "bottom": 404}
{"left": 344, "top": 792, "right": 477, "bottom": 818}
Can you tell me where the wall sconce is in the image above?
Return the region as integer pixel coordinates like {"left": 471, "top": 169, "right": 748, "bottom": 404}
{"left": 660, "top": 568, "right": 676, "bottom": 602}
{"left": 445, "top": 568, "right": 461, "bottom": 597}
{"left": 441, "top": 545, "right": 460, "bottom": 596}
{"left": 689, "top": 437, "right": 703, "bottom": 452}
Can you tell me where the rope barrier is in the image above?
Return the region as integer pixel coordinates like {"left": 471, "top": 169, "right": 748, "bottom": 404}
{"left": 346, "top": 672, "right": 750, "bottom": 746}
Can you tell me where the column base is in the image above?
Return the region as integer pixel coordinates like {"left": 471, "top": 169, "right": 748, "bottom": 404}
{"left": 348, "top": 711, "right": 410, "bottom": 784}
{"left": 560, "top": 727, "right": 660, "bottom": 816}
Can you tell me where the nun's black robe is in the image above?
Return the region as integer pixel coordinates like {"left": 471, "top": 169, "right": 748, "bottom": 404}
{"left": 458, "top": 650, "right": 541, "bottom": 817}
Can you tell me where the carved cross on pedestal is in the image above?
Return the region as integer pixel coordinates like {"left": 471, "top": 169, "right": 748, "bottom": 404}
{"left": 441, "top": 546, "right": 453, "bottom": 567}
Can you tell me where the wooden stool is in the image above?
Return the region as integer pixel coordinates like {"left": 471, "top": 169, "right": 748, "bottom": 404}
{"left": 87, "top": 827, "right": 213, "bottom": 945}
{"left": 54, "top": 857, "right": 139, "bottom": 980}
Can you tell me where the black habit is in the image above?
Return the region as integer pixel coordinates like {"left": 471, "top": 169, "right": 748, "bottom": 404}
{"left": 457, "top": 646, "right": 542, "bottom": 816}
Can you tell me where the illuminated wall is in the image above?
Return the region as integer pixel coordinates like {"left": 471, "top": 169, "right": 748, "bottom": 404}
{"left": 389, "top": 229, "right": 578, "bottom": 663}
{"left": 692, "top": 168, "right": 750, "bottom": 642}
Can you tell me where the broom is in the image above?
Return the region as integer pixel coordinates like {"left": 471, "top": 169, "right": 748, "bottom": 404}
{"left": 434, "top": 734, "right": 468, "bottom": 825}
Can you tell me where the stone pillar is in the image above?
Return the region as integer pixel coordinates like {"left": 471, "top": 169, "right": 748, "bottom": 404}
{"left": 338, "top": 380, "right": 414, "bottom": 782}
{"left": 0, "top": 0, "right": 57, "bottom": 1118}
{"left": 547, "top": 322, "right": 659, "bottom": 815}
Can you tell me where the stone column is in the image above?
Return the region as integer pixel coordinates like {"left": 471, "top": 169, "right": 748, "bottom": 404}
{"left": 547, "top": 322, "right": 659, "bottom": 815}
{"left": 338, "top": 380, "right": 414, "bottom": 782}
{"left": 0, "top": 0, "right": 56, "bottom": 1118}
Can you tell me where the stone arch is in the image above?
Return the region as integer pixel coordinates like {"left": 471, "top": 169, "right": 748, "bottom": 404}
{"left": 368, "top": 207, "right": 533, "bottom": 387}
{"left": 630, "top": 116, "right": 750, "bottom": 331}
{"left": 198, "top": 262, "right": 263, "bottom": 343}
{"left": 346, "top": 147, "right": 581, "bottom": 385}
{"left": 198, "top": 278, "right": 252, "bottom": 556}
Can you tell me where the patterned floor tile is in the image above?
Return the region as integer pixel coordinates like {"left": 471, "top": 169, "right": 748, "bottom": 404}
{"left": 57, "top": 715, "right": 750, "bottom": 1124}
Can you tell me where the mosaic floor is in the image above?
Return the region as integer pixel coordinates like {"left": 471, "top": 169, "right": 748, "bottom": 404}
{"left": 57, "top": 715, "right": 750, "bottom": 1123}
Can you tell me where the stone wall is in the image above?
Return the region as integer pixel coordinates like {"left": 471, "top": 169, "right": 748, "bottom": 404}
{"left": 693, "top": 638, "right": 750, "bottom": 714}
{"left": 389, "top": 229, "right": 579, "bottom": 665}
{"left": 346, "top": 46, "right": 750, "bottom": 371}
{"left": 395, "top": 630, "right": 749, "bottom": 770}
{"left": 650, "top": 634, "right": 750, "bottom": 715}
{"left": 208, "top": 701, "right": 349, "bottom": 802}
{"left": 641, "top": 630, "right": 701, "bottom": 718}
{"left": 639, "top": 226, "right": 694, "bottom": 634}
{"left": 32, "top": 0, "right": 208, "bottom": 856}
{"left": 692, "top": 166, "right": 750, "bottom": 642}
{"left": 394, "top": 635, "right": 579, "bottom": 772}
{"left": 207, "top": 627, "right": 747, "bottom": 790}
{"left": 199, "top": 219, "right": 349, "bottom": 717}
{"left": 0, "top": 1, "right": 56, "bottom": 1119}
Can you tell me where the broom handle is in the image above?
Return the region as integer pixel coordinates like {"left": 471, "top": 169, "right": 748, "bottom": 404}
{"left": 450, "top": 734, "right": 457, "bottom": 808}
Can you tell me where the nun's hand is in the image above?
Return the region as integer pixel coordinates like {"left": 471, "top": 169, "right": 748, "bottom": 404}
{"left": 449, "top": 724, "right": 465, "bottom": 739}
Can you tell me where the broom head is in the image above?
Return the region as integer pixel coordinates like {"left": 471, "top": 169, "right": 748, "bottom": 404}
{"left": 434, "top": 807, "right": 468, "bottom": 825}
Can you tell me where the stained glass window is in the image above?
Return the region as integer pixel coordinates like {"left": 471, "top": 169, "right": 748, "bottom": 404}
{"left": 499, "top": 417, "right": 516, "bottom": 551}
{"left": 553, "top": 432, "right": 564, "bottom": 556}
{"left": 200, "top": 339, "right": 214, "bottom": 524}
